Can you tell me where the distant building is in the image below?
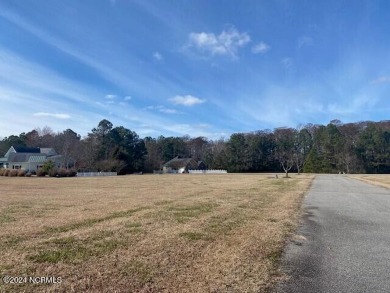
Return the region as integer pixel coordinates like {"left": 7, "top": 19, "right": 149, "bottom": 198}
{"left": 0, "top": 146, "right": 69, "bottom": 172}
{"left": 162, "top": 156, "right": 207, "bottom": 174}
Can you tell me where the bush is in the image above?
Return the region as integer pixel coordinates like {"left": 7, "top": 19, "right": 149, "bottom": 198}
{"left": 4, "top": 169, "right": 10, "bottom": 176}
{"left": 25, "top": 172, "right": 32, "bottom": 177}
{"left": 49, "top": 168, "right": 77, "bottom": 177}
{"left": 58, "top": 168, "right": 68, "bottom": 177}
{"left": 0, "top": 169, "right": 4, "bottom": 176}
{"left": 37, "top": 169, "right": 46, "bottom": 177}
{"left": 17, "top": 170, "right": 26, "bottom": 177}
{"left": 41, "top": 160, "right": 55, "bottom": 175}
{"left": 67, "top": 169, "right": 77, "bottom": 177}
{"left": 48, "top": 168, "right": 59, "bottom": 177}
{"left": 9, "top": 170, "right": 18, "bottom": 177}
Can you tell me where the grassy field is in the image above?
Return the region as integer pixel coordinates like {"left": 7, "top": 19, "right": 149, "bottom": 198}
{"left": 0, "top": 173, "right": 313, "bottom": 292}
{"left": 350, "top": 174, "right": 390, "bottom": 189}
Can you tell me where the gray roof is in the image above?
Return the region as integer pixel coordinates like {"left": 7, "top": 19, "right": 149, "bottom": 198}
{"left": 7, "top": 153, "right": 47, "bottom": 163}
{"left": 40, "top": 148, "right": 57, "bottom": 156}
{"left": 1, "top": 146, "right": 64, "bottom": 164}
{"left": 28, "top": 155, "right": 47, "bottom": 163}
{"left": 163, "top": 156, "right": 199, "bottom": 169}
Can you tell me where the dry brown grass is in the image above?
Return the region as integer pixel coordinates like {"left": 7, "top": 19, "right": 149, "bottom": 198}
{"left": 350, "top": 174, "right": 390, "bottom": 189}
{"left": 0, "top": 173, "right": 313, "bottom": 292}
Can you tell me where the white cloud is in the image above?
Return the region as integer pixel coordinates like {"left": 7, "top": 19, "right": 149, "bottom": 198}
{"left": 169, "top": 95, "right": 205, "bottom": 106}
{"left": 124, "top": 96, "right": 132, "bottom": 101}
{"left": 251, "top": 42, "right": 270, "bottom": 54}
{"left": 370, "top": 76, "right": 390, "bottom": 84}
{"left": 187, "top": 26, "right": 250, "bottom": 57}
{"left": 105, "top": 94, "right": 116, "bottom": 99}
{"left": 33, "top": 112, "right": 71, "bottom": 119}
{"left": 153, "top": 52, "right": 163, "bottom": 61}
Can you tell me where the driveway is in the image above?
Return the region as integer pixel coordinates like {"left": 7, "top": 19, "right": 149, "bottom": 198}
{"left": 277, "top": 175, "right": 390, "bottom": 293}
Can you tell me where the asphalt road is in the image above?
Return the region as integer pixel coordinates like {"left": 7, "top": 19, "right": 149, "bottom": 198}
{"left": 277, "top": 175, "right": 390, "bottom": 293}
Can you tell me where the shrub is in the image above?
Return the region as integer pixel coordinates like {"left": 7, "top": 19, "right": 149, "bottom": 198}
{"left": 58, "top": 168, "right": 68, "bottom": 177}
{"left": 37, "top": 169, "right": 46, "bottom": 177}
{"left": 17, "top": 170, "right": 26, "bottom": 177}
{"left": 49, "top": 168, "right": 59, "bottom": 177}
{"left": 49, "top": 168, "right": 77, "bottom": 177}
{"left": 4, "top": 169, "right": 10, "bottom": 176}
{"left": 9, "top": 170, "right": 18, "bottom": 177}
{"left": 25, "top": 172, "right": 32, "bottom": 177}
{"left": 67, "top": 169, "right": 77, "bottom": 177}
{"left": 41, "top": 160, "right": 55, "bottom": 175}
{"left": 0, "top": 169, "right": 4, "bottom": 176}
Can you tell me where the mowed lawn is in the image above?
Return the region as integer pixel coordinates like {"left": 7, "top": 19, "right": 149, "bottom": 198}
{"left": 351, "top": 174, "right": 390, "bottom": 189}
{"left": 0, "top": 173, "right": 313, "bottom": 292}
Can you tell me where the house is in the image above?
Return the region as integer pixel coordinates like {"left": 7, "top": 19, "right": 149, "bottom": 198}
{"left": 0, "top": 146, "right": 66, "bottom": 172}
{"left": 162, "top": 156, "right": 207, "bottom": 174}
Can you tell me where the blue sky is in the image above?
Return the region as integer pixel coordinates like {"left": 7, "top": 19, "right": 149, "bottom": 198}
{"left": 1, "top": 0, "right": 390, "bottom": 139}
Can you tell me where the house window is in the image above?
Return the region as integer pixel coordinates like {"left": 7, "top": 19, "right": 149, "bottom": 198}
{"left": 13, "top": 165, "right": 21, "bottom": 169}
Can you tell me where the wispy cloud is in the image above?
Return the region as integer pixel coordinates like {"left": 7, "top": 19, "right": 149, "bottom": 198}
{"left": 298, "top": 36, "right": 313, "bottom": 48}
{"left": 153, "top": 51, "right": 163, "bottom": 61}
{"left": 251, "top": 42, "right": 270, "bottom": 54}
{"left": 169, "top": 95, "right": 205, "bottom": 106}
{"left": 159, "top": 108, "right": 177, "bottom": 114}
{"left": 328, "top": 95, "right": 379, "bottom": 115}
{"left": 33, "top": 112, "right": 71, "bottom": 119}
{"left": 281, "top": 57, "right": 293, "bottom": 69}
{"left": 187, "top": 26, "right": 250, "bottom": 58}
{"left": 124, "top": 96, "right": 132, "bottom": 101}
{"left": 0, "top": 9, "right": 156, "bottom": 99}
{"left": 370, "top": 76, "right": 390, "bottom": 84}
{"left": 146, "top": 105, "right": 178, "bottom": 114}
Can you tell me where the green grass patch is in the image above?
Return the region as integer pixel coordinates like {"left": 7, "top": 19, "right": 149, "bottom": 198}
{"left": 122, "top": 260, "right": 154, "bottom": 284}
{"left": 28, "top": 237, "right": 91, "bottom": 263}
{"left": 1, "top": 235, "right": 26, "bottom": 248}
{"left": 0, "top": 213, "right": 15, "bottom": 224}
{"left": 27, "top": 229, "right": 129, "bottom": 264}
{"left": 154, "top": 200, "right": 173, "bottom": 206}
{"left": 167, "top": 203, "right": 217, "bottom": 222}
{"left": 124, "top": 222, "right": 142, "bottom": 233}
{"left": 5, "top": 204, "right": 32, "bottom": 214}
{"left": 93, "top": 239, "right": 123, "bottom": 253}
{"left": 179, "top": 231, "right": 209, "bottom": 241}
{"left": 205, "top": 211, "right": 246, "bottom": 235}
{"left": 45, "top": 207, "right": 146, "bottom": 234}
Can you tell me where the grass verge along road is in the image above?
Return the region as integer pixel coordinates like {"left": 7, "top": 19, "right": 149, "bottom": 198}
{"left": 0, "top": 174, "right": 313, "bottom": 292}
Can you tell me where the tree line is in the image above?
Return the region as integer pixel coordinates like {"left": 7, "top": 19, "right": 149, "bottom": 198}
{"left": 1, "top": 119, "right": 390, "bottom": 174}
